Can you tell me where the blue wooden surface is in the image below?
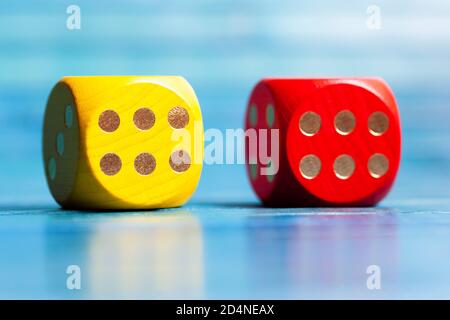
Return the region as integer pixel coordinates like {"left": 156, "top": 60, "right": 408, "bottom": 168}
{"left": 1, "top": 0, "right": 450, "bottom": 299}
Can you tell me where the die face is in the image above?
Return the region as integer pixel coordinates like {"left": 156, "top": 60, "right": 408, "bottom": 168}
{"left": 83, "top": 79, "right": 203, "bottom": 208}
{"left": 43, "top": 82, "right": 80, "bottom": 205}
{"left": 286, "top": 82, "right": 401, "bottom": 205}
{"left": 43, "top": 76, "right": 203, "bottom": 209}
{"left": 245, "top": 82, "right": 281, "bottom": 202}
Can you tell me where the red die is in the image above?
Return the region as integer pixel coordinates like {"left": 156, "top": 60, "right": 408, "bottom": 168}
{"left": 244, "top": 78, "right": 401, "bottom": 207}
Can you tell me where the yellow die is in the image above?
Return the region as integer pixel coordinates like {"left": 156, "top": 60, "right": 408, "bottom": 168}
{"left": 43, "top": 76, "right": 203, "bottom": 209}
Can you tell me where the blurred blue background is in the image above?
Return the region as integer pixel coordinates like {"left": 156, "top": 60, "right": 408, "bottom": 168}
{"left": 1, "top": 0, "right": 450, "bottom": 205}
{"left": 1, "top": 0, "right": 450, "bottom": 299}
